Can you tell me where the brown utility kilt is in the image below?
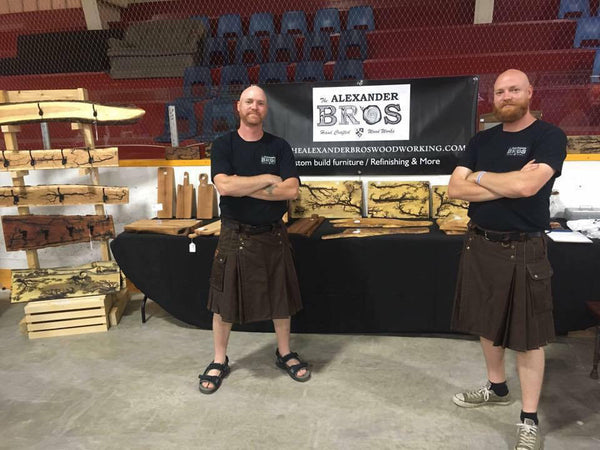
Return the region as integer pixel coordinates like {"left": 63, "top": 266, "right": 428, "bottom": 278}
{"left": 451, "top": 228, "right": 555, "bottom": 351}
{"left": 207, "top": 219, "right": 302, "bottom": 324}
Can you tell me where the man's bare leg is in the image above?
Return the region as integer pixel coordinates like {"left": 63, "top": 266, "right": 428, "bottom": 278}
{"left": 201, "top": 313, "right": 233, "bottom": 389}
{"left": 516, "top": 347, "right": 545, "bottom": 413}
{"left": 273, "top": 317, "right": 307, "bottom": 377}
{"left": 481, "top": 336, "right": 507, "bottom": 383}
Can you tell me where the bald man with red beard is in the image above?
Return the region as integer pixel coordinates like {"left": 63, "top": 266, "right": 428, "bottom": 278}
{"left": 448, "top": 70, "right": 567, "bottom": 450}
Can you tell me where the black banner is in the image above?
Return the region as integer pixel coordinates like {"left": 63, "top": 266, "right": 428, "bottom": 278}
{"left": 263, "top": 76, "right": 478, "bottom": 175}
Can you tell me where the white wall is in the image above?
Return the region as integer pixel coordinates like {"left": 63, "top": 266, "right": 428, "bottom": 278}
{"left": 1, "top": 160, "right": 599, "bottom": 269}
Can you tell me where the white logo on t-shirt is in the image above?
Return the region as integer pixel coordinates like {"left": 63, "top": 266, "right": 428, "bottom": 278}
{"left": 506, "top": 146, "right": 528, "bottom": 156}
{"left": 261, "top": 156, "right": 276, "bottom": 165}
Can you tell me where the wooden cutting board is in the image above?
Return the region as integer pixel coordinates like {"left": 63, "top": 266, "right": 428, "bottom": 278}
{"left": 0, "top": 101, "right": 145, "bottom": 125}
{"left": 196, "top": 173, "right": 217, "bottom": 219}
{"left": 287, "top": 216, "right": 325, "bottom": 237}
{"left": 188, "top": 220, "right": 222, "bottom": 237}
{"left": 124, "top": 219, "right": 202, "bottom": 236}
{"left": 322, "top": 227, "right": 430, "bottom": 240}
{"left": 175, "top": 172, "right": 194, "bottom": 219}
{"left": 157, "top": 167, "right": 175, "bottom": 219}
{"left": 330, "top": 218, "right": 433, "bottom": 228}
{"left": 2, "top": 215, "right": 115, "bottom": 251}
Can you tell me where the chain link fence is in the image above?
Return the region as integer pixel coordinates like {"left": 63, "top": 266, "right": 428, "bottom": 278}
{"left": 1, "top": 0, "right": 599, "bottom": 152}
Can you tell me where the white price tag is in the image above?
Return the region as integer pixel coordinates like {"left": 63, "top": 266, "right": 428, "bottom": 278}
{"left": 189, "top": 242, "right": 196, "bottom": 253}
{"left": 152, "top": 203, "right": 163, "bottom": 212}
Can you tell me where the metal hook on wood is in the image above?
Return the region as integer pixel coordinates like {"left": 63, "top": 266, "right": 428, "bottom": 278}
{"left": 28, "top": 150, "right": 36, "bottom": 166}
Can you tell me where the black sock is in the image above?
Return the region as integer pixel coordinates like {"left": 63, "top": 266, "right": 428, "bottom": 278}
{"left": 489, "top": 380, "right": 509, "bottom": 397}
{"left": 521, "top": 410, "right": 539, "bottom": 425}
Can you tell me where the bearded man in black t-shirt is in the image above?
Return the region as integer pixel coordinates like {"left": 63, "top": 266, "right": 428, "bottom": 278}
{"left": 448, "top": 69, "right": 566, "bottom": 450}
{"left": 198, "top": 85, "right": 310, "bottom": 394}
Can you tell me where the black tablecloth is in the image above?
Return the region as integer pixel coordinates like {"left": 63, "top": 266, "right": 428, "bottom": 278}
{"left": 110, "top": 222, "right": 599, "bottom": 334}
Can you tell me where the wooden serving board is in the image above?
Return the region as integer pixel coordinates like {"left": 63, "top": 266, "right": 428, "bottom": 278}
{"left": 166, "top": 146, "right": 202, "bottom": 160}
{"left": 322, "top": 227, "right": 430, "bottom": 239}
{"left": 287, "top": 215, "right": 325, "bottom": 237}
{"left": 0, "top": 101, "right": 145, "bottom": 125}
{"left": 291, "top": 181, "right": 362, "bottom": 218}
{"left": 157, "top": 167, "right": 175, "bottom": 219}
{"left": 11, "top": 261, "right": 122, "bottom": 303}
{"left": 0, "top": 147, "right": 119, "bottom": 172}
{"left": 124, "top": 219, "right": 202, "bottom": 236}
{"left": 0, "top": 185, "right": 128, "bottom": 207}
{"left": 196, "top": 173, "right": 217, "bottom": 219}
{"left": 175, "top": 172, "right": 194, "bottom": 219}
{"left": 330, "top": 218, "right": 433, "bottom": 228}
{"left": 2, "top": 215, "right": 115, "bottom": 251}
{"left": 368, "top": 181, "right": 430, "bottom": 218}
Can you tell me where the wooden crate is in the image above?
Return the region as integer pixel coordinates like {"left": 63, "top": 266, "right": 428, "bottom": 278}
{"left": 23, "top": 294, "right": 113, "bottom": 340}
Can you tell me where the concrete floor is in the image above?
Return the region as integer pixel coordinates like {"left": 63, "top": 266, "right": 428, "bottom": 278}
{"left": 0, "top": 292, "right": 599, "bottom": 450}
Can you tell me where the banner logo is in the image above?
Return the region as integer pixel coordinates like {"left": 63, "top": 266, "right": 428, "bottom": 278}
{"left": 313, "top": 84, "right": 410, "bottom": 142}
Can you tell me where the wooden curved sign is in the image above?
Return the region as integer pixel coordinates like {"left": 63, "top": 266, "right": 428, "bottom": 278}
{"left": 0, "top": 185, "right": 128, "bottom": 207}
{"left": 0, "top": 101, "right": 145, "bottom": 125}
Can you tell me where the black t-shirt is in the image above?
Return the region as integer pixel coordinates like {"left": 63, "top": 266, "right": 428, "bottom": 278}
{"left": 211, "top": 131, "right": 300, "bottom": 225}
{"left": 457, "top": 120, "right": 566, "bottom": 232}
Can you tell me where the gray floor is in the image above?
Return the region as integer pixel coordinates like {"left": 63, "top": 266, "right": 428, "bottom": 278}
{"left": 1, "top": 292, "right": 599, "bottom": 450}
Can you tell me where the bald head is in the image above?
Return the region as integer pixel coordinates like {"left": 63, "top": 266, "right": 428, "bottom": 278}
{"left": 494, "top": 69, "right": 531, "bottom": 92}
{"left": 237, "top": 85, "right": 268, "bottom": 128}
{"left": 239, "top": 85, "right": 267, "bottom": 104}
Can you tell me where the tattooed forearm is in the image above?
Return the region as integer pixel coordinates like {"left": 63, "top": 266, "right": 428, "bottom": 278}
{"left": 264, "top": 184, "right": 275, "bottom": 195}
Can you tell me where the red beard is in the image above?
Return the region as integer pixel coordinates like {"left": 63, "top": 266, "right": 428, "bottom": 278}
{"left": 492, "top": 100, "right": 528, "bottom": 123}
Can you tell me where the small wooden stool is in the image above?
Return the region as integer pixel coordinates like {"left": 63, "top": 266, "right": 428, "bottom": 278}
{"left": 586, "top": 301, "right": 600, "bottom": 379}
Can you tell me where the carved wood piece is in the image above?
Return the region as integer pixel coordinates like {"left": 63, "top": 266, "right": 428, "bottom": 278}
{"left": 566, "top": 135, "right": 600, "bottom": 154}
{"left": 322, "top": 227, "right": 430, "bottom": 239}
{"left": 331, "top": 218, "right": 433, "bottom": 228}
{"left": 2, "top": 215, "right": 115, "bottom": 251}
{"left": 0, "top": 101, "right": 145, "bottom": 125}
{"left": 10, "top": 261, "right": 122, "bottom": 303}
{"left": 189, "top": 220, "right": 222, "bottom": 237}
{"left": 165, "top": 146, "right": 202, "bottom": 160}
{"left": 196, "top": 173, "right": 217, "bottom": 219}
{"left": 368, "top": 181, "right": 430, "bottom": 219}
{"left": 157, "top": 166, "right": 175, "bottom": 218}
{"left": 175, "top": 172, "right": 193, "bottom": 219}
{"left": 287, "top": 215, "right": 325, "bottom": 237}
{"left": 291, "top": 181, "right": 362, "bottom": 218}
{"left": 0, "top": 147, "right": 119, "bottom": 172}
{"left": 0, "top": 185, "right": 128, "bottom": 207}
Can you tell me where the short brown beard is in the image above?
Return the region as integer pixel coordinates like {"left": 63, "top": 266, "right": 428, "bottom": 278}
{"left": 492, "top": 101, "right": 528, "bottom": 123}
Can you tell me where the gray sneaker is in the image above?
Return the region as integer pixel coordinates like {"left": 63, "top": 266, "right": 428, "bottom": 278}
{"left": 452, "top": 382, "right": 512, "bottom": 408}
{"left": 515, "top": 419, "right": 542, "bottom": 450}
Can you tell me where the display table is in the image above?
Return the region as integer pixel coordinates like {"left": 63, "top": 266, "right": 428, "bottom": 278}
{"left": 110, "top": 222, "right": 599, "bottom": 334}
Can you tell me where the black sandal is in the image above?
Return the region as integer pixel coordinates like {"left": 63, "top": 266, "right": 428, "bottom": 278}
{"left": 275, "top": 349, "right": 311, "bottom": 382}
{"left": 198, "top": 356, "right": 230, "bottom": 394}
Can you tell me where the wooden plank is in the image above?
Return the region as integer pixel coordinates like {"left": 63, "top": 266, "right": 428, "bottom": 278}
{"left": 331, "top": 218, "right": 433, "bottom": 228}
{"left": 157, "top": 167, "right": 175, "bottom": 219}
{"left": 24, "top": 294, "right": 108, "bottom": 314}
{"left": 0, "top": 268, "right": 11, "bottom": 290}
{"left": 2, "top": 215, "right": 115, "bottom": 251}
{"left": 291, "top": 181, "right": 362, "bottom": 218}
{"left": 124, "top": 219, "right": 202, "bottom": 236}
{"left": 175, "top": 172, "right": 193, "bottom": 219}
{"left": 0, "top": 101, "right": 145, "bottom": 125}
{"left": 322, "top": 227, "right": 430, "bottom": 240}
{"left": 0, "top": 185, "right": 128, "bottom": 207}
{"left": 431, "top": 185, "right": 469, "bottom": 219}
{"left": 196, "top": 173, "right": 216, "bottom": 219}
{"left": 287, "top": 216, "right": 325, "bottom": 237}
{"left": 11, "top": 261, "right": 122, "bottom": 303}
{"left": 567, "top": 135, "right": 600, "bottom": 154}
{"left": 368, "top": 181, "right": 430, "bottom": 218}
{"left": 28, "top": 324, "right": 109, "bottom": 339}
{"left": 0, "top": 148, "right": 119, "bottom": 172}
{"left": 109, "top": 289, "right": 130, "bottom": 327}
{"left": 27, "top": 308, "right": 107, "bottom": 322}
{"left": 27, "top": 316, "right": 108, "bottom": 332}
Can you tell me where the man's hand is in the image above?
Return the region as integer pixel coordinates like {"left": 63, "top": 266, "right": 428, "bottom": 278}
{"left": 214, "top": 173, "right": 282, "bottom": 197}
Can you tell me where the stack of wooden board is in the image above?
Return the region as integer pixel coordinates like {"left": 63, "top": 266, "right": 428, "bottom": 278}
{"left": 322, "top": 218, "right": 433, "bottom": 239}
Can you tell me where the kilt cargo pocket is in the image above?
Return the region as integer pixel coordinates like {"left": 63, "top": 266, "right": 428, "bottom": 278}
{"left": 209, "top": 254, "right": 227, "bottom": 292}
{"left": 526, "top": 259, "right": 554, "bottom": 314}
